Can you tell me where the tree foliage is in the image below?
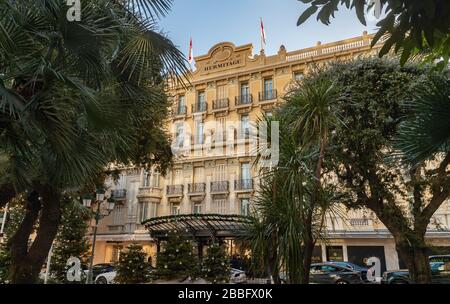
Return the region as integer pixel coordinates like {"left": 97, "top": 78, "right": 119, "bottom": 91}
{"left": 0, "top": 200, "right": 26, "bottom": 283}
{"left": 297, "top": 0, "right": 450, "bottom": 67}
{"left": 50, "top": 199, "right": 91, "bottom": 284}
{"left": 321, "top": 58, "right": 450, "bottom": 283}
{"left": 202, "top": 242, "right": 230, "bottom": 283}
{"left": 155, "top": 231, "right": 200, "bottom": 281}
{"left": 115, "top": 243, "right": 152, "bottom": 284}
{"left": 0, "top": 0, "right": 187, "bottom": 283}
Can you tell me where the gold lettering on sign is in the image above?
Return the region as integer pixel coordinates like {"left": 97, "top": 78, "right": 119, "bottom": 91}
{"left": 204, "top": 59, "right": 242, "bottom": 72}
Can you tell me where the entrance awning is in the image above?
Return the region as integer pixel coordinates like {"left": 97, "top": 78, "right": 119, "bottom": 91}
{"left": 143, "top": 214, "right": 253, "bottom": 240}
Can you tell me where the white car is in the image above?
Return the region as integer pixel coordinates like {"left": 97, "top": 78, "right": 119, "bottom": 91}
{"left": 230, "top": 268, "right": 247, "bottom": 284}
{"left": 94, "top": 270, "right": 117, "bottom": 284}
{"left": 85, "top": 264, "right": 117, "bottom": 284}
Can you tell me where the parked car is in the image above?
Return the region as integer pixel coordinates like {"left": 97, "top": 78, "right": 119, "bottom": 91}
{"left": 230, "top": 268, "right": 247, "bottom": 284}
{"left": 309, "top": 263, "right": 363, "bottom": 284}
{"left": 381, "top": 255, "right": 450, "bottom": 284}
{"left": 86, "top": 264, "right": 117, "bottom": 284}
{"left": 326, "top": 261, "right": 370, "bottom": 282}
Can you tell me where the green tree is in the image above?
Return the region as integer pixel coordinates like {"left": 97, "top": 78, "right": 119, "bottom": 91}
{"left": 297, "top": 0, "right": 450, "bottom": 67}
{"left": 0, "top": 200, "right": 26, "bottom": 283}
{"left": 115, "top": 244, "right": 152, "bottom": 284}
{"left": 246, "top": 109, "right": 340, "bottom": 284}
{"left": 202, "top": 242, "right": 230, "bottom": 283}
{"left": 156, "top": 231, "right": 200, "bottom": 281}
{"left": 0, "top": 0, "right": 186, "bottom": 283}
{"left": 50, "top": 199, "right": 90, "bottom": 284}
{"left": 394, "top": 78, "right": 450, "bottom": 165}
{"left": 323, "top": 58, "right": 449, "bottom": 283}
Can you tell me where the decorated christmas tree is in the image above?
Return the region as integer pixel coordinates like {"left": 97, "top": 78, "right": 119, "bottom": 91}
{"left": 115, "top": 243, "right": 152, "bottom": 284}
{"left": 51, "top": 199, "right": 91, "bottom": 284}
{"left": 202, "top": 242, "right": 231, "bottom": 283}
{"left": 156, "top": 230, "right": 200, "bottom": 281}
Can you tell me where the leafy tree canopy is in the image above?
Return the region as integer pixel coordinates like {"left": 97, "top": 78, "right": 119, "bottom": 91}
{"left": 297, "top": 0, "right": 450, "bottom": 68}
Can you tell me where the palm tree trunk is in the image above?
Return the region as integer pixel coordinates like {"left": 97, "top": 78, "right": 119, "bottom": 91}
{"left": 300, "top": 136, "right": 328, "bottom": 284}
{"left": 10, "top": 185, "right": 61, "bottom": 284}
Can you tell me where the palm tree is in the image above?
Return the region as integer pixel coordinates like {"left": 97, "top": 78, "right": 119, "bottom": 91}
{"left": 245, "top": 110, "right": 339, "bottom": 284}
{"left": 394, "top": 77, "right": 450, "bottom": 166}
{"left": 278, "top": 76, "right": 341, "bottom": 283}
{"left": 0, "top": 0, "right": 187, "bottom": 283}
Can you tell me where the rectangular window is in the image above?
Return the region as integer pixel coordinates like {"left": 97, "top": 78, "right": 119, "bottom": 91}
{"left": 240, "top": 83, "right": 250, "bottom": 102}
{"left": 111, "top": 245, "right": 123, "bottom": 263}
{"left": 193, "top": 167, "right": 204, "bottom": 184}
{"left": 151, "top": 171, "right": 160, "bottom": 188}
{"left": 195, "top": 120, "right": 204, "bottom": 144}
{"left": 112, "top": 205, "right": 123, "bottom": 225}
{"left": 217, "top": 85, "right": 227, "bottom": 100}
{"left": 213, "top": 199, "right": 227, "bottom": 214}
{"left": 240, "top": 114, "right": 250, "bottom": 137}
{"left": 175, "top": 124, "right": 184, "bottom": 147}
{"left": 216, "top": 117, "right": 226, "bottom": 142}
{"left": 171, "top": 203, "right": 180, "bottom": 216}
{"left": 143, "top": 170, "right": 151, "bottom": 187}
{"left": 172, "top": 169, "right": 182, "bottom": 185}
{"left": 138, "top": 202, "right": 148, "bottom": 223}
{"left": 240, "top": 198, "right": 250, "bottom": 216}
{"left": 264, "top": 78, "right": 273, "bottom": 94}
{"left": 193, "top": 203, "right": 202, "bottom": 214}
{"left": 294, "top": 71, "right": 304, "bottom": 81}
{"left": 241, "top": 163, "right": 251, "bottom": 180}
{"left": 214, "top": 164, "right": 227, "bottom": 182}
{"left": 178, "top": 95, "right": 185, "bottom": 114}
{"left": 139, "top": 202, "right": 158, "bottom": 223}
{"left": 198, "top": 91, "right": 205, "bottom": 103}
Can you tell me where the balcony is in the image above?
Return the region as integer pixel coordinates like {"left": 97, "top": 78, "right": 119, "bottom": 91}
{"left": 137, "top": 186, "right": 162, "bottom": 201}
{"left": 166, "top": 185, "right": 184, "bottom": 197}
{"left": 259, "top": 89, "right": 277, "bottom": 103}
{"left": 173, "top": 105, "right": 187, "bottom": 118}
{"left": 111, "top": 189, "right": 127, "bottom": 201}
{"left": 188, "top": 183, "right": 206, "bottom": 195}
{"left": 235, "top": 94, "right": 253, "bottom": 108}
{"left": 192, "top": 102, "right": 208, "bottom": 113}
{"left": 211, "top": 181, "right": 229, "bottom": 194}
{"left": 212, "top": 98, "right": 229, "bottom": 112}
{"left": 234, "top": 179, "right": 254, "bottom": 192}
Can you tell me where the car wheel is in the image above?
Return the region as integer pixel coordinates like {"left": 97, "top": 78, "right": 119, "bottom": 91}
{"left": 95, "top": 276, "right": 108, "bottom": 284}
{"left": 336, "top": 280, "right": 349, "bottom": 284}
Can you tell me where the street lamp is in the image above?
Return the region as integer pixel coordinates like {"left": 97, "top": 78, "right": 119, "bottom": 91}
{"left": 84, "top": 189, "right": 116, "bottom": 284}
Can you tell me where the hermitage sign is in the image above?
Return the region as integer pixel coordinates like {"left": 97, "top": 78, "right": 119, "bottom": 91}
{"left": 196, "top": 43, "right": 252, "bottom": 75}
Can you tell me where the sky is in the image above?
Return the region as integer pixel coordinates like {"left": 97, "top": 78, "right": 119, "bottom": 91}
{"left": 159, "top": 0, "right": 381, "bottom": 59}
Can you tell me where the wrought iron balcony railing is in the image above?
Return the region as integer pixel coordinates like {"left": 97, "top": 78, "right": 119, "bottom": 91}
{"left": 259, "top": 89, "right": 277, "bottom": 101}
{"left": 235, "top": 94, "right": 253, "bottom": 106}
{"left": 166, "top": 185, "right": 184, "bottom": 196}
{"left": 174, "top": 105, "right": 187, "bottom": 116}
{"left": 192, "top": 102, "right": 208, "bottom": 113}
{"left": 211, "top": 181, "right": 229, "bottom": 193}
{"left": 212, "top": 98, "right": 229, "bottom": 110}
{"left": 111, "top": 189, "right": 127, "bottom": 200}
{"left": 188, "top": 183, "right": 206, "bottom": 194}
{"left": 234, "top": 179, "right": 254, "bottom": 191}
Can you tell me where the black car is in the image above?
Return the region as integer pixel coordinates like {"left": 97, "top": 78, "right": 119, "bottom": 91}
{"left": 381, "top": 255, "right": 450, "bottom": 284}
{"left": 326, "top": 261, "right": 370, "bottom": 282}
{"left": 310, "top": 263, "right": 364, "bottom": 284}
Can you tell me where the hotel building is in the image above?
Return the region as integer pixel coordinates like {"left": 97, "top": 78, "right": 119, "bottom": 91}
{"left": 90, "top": 32, "right": 450, "bottom": 273}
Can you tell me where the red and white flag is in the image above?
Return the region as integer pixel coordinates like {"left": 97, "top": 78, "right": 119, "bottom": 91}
{"left": 260, "top": 18, "right": 266, "bottom": 50}
{"left": 188, "top": 37, "right": 194, "bottom": 64}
